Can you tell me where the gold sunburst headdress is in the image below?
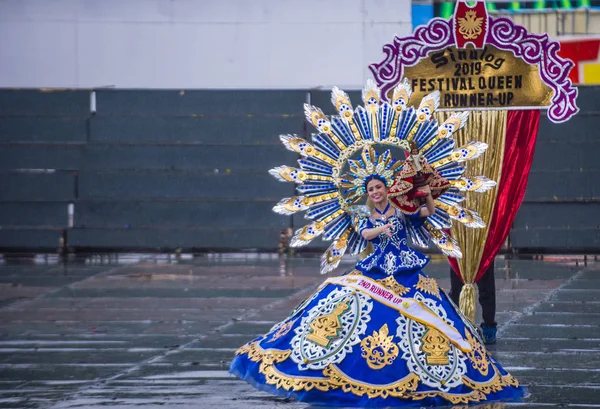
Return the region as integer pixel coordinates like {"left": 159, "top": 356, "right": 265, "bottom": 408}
{"left": 269, "top": 78, "right": 496, "bottom": 274}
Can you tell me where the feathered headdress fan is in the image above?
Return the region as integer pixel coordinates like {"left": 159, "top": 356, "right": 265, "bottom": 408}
{"left": 269, "top": 78, "right": 496, "bottom": 274}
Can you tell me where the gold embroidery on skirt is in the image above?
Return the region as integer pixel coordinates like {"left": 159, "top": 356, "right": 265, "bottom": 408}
{"left": 406, "top": 389, "right": 487, "bottom": 404}
{"left": 421, "top": 327, "right": 451, "bottom": 365}
{"left": 377, "top": 276, "right": 410, "bottom": 296}
{"left": 234, "top": 341, "right": 519, "bottom": 400}
{"left": 360, "top": 324, "right": 400, "bottom": 369}
{"left": 267, "top": 319, "right": 295, "bottom": 343}
{"left": 323, "top": 365, "right": 420, "bottom": 398}
{"left": 465, "top": 330, "right": 490, "bottom": 376}
{"left": 262, "top": 362, "right": 332, "bottom": 392}
{"left": 234, "top": 341, "right": 290, "bottom": 370}
{"left": 462, "top": 364, "right": 520, "bottom": 394}
{"left": 415, "top": 274, "right": 442, "bottom": 299}
{"left": 306, "top": 301, "right": 350, "bottom": 347}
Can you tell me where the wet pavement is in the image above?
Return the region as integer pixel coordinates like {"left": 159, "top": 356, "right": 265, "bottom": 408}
{"left": 0, "top": 253, "right": 598, "bottom": 409}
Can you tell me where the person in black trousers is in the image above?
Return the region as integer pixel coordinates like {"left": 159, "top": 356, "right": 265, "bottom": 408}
{"left": 449, "top": 259, "right": 497, "bottom": 344}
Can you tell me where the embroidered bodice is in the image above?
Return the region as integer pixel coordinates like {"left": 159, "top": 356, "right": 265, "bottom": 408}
{"left": 356, "top": 209, "right": 428, "bottom": 277}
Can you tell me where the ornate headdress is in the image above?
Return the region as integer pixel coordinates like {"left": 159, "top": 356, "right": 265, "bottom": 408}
{"left": 269, "top": 78, "right": 496, "bottom": 274}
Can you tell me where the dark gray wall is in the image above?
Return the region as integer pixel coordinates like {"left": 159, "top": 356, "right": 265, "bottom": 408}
{"left": 0, "top": 88, "right": 598, "bottom": 252}
{"left": 511, "top": 88, "right": 600, "bottom": 252}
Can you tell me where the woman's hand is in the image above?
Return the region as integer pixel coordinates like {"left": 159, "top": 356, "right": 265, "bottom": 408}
{"left": 379, "top": 223, "right": 393, "bottom": 238}
{"left": 419, "top": 189, "right": 436, "bottom": 217}
{"left": 361, "top": 223, "right": 393, "bottom": 240}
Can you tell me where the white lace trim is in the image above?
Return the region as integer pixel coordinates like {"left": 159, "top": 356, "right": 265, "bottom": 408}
{"left": 395, "top": 293, "right": 466, "bottom": 391}
{"left": 290, "top": 287, "right": 373, "bottom": 370}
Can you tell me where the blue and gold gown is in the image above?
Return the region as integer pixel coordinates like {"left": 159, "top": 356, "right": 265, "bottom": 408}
{"left": 230, "top": 209, "right": 525, "bottom": 407}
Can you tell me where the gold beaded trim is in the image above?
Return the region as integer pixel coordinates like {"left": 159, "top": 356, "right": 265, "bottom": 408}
{"left": 415, "top": 274, "right": 442, "bottom": 299}
{"left": 235, "top": 341, "right": 520, "bottom": 403}
{"left": 406, "top": 389, "right": 487, "bottom": 404}
{"left": 234, "top": 341, "right": 291, "bottom": 372}
{"left": 323, "top": 365, "right": 420, "bottom": 399}
{"left": 262, "top": 362, "right": 332, "bottom": 392}
{"left": 462, "top": 364, "right": 520, "bottom": 395}
{"left": 377, "top": 276, "right": 410, "bottom": 296}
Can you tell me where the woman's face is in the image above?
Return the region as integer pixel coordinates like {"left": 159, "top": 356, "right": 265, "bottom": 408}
{"left": 366, "top": 178, "right": 388, "bottom": 204}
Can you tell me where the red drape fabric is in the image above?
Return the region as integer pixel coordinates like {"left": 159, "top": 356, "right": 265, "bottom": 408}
{"left": 450, "top": 110, "right": 541, "bottom": 282}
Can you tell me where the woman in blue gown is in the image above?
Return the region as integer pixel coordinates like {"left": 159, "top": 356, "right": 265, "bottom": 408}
{"left": 230, "top": 175, "right": 525, "bottom": 407}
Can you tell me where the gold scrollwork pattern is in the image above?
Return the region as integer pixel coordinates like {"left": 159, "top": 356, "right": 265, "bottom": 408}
{"left": 234, "top": 342, "right": 258, "bottom": 359}
{"left": 235, "top": 341, "right": 520, "bottom": 403}
{"left": 267, "top": 319, "right": 296, "bottom": 343}
{"left": 360, "top": 324, "right": 399, "bottom": 369}
{"left": 406, "top": 389, "right": 487, "bottom": 404}
{"left": 238, "top": 341, "right": 333, "bottom": 392}
{"left": 262, "top": 362, "right": 332, "bottom": 392}
{"left": 462, "top": 374, "right": 504, "bottom": 395}
{"left": 462, "top": 364, "right": 520, "bottom": 395}
{"left": 464, "top": 330, "right": 490, "bottom": 375}
{"left": 420, "top": 327, "right": 451, "bottom": 365}
{"left": 306, "top": 301, "right": 350, "bottom": 347}
{"left": 235, "top": 341, "right": 291, "bottom": 372}
{"left": 415, "top": 275, "right": 441, "bottom": 299}
{"left": 377, "top": 276, "right": 410, "bottom": 296}
{"left": 323, "top": 365, "right": 420, "bottom": 399}
{"left": 503, "top": 374, "right": 520, "bottom": 387}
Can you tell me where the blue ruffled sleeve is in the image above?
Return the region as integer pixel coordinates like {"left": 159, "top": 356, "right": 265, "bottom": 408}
{"left": 357, "top": 217, "right": 373, "bottom": 235}
{"left": 406, "top": 207, "right": 426, "bottom": 229}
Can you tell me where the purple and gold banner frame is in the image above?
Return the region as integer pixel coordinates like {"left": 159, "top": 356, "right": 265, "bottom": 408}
{"left": 369, "top": 4, "right": 579, "bottom": 123}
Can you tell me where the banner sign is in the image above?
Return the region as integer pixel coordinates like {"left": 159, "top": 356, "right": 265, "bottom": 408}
{"left": 404, "top": 45, "right": 553, "bottom": 110}
{"left": 369, "top": 0, "right": 578, "bottom": 123}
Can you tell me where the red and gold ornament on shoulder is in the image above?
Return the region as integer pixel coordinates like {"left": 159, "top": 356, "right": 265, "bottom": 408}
{"left": 388, "top": 141, "right": 450, "bottom": 214}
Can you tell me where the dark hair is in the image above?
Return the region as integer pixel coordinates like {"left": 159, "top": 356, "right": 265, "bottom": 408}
{"left": 364, "top": 175, "right": 388, "bottom": 190}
